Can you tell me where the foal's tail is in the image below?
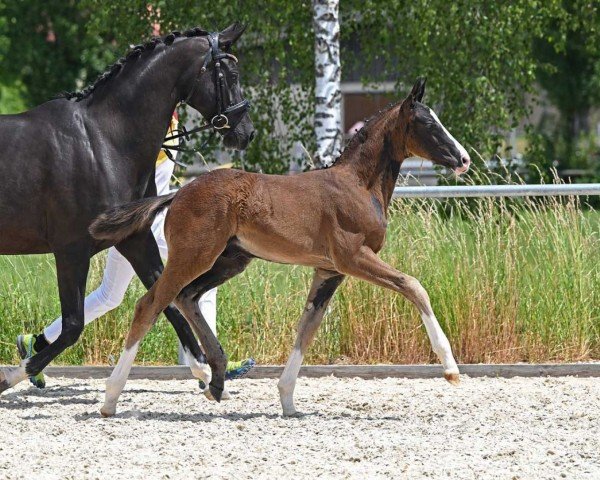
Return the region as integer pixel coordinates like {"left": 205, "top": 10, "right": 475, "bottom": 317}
{"left": 89, "top": 192, "right": 176, "bottom": 243}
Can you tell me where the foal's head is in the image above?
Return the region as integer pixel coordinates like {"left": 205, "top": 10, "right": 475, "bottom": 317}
{"left": 400, "top": 78, "right": 470, "bottom": 174}
{"left": 187, "top": 23, "right": 255, "bottom": 150}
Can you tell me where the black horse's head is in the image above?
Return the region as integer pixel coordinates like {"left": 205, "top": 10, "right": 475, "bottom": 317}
{"left": 186, "top": 23, "right": 255, "bottom": 150}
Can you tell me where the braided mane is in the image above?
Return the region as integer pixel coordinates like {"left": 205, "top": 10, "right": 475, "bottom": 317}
{"left": 58, "top": 26, "right": 209, "bottom": 102}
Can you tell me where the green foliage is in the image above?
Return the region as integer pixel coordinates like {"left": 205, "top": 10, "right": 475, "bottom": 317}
{"left": 0, "top": 0, "right": 116, "bottom": 107}
{"left": 80, "top": 0, "right": 316, "bottom": 174}
{"left": 0, "top": 80, "right": 26, "bottom": 114}
{"left": 66, "top": 1, "right": 571, "bottom": 172}
{"left": 0, "top": 1, "right": 597, "bottom": 175}
{"left": 528, "top": 0, "right": 600, "bottom": 175}
{"left": 535, "top": 0, "right": 600, "bottom": 114}
{"left": 343, "top": 1, "right": 565, "bottom": 163}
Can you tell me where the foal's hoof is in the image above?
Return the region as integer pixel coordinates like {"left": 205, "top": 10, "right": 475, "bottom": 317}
{"left": 282, "top": 410, "right": 304, "bottom": 418}
{"left": 0, "top": 370, "right": 10, "bottom": 394}
{"left": 207, "top": 368, "right": 225, "bottom": 403}
{"left": 444, "top": 370, "right": 460, "bottom": 386}
{"left": 100, "top": 405, "right": 116, "bottom": 418}
{"left": 0, "top": 366, "right": 23, "bottom": 394}
{"left": 203, "top": 387, "right": 231, "bottom": 401}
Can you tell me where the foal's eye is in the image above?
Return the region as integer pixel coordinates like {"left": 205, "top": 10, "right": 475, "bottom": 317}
{"left": 230, "top": 73, "right": 239, "bottom": 83}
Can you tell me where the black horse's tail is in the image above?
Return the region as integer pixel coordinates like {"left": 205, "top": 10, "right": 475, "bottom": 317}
{"left": 89, "top": 192, "right": 177, "bottom": 243}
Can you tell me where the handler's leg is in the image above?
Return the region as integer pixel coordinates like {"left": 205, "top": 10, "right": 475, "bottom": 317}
{"left": 278, "top": 269, "right": 344, "bottom": 416}
{"left": 198, "top": 288, "right": 217, "bottom": 337}
{"left": 336, "top": 246, "right": 459, "bottom": 384}
{"left": 44, "top": 247, "right": 135, "bottom": 342}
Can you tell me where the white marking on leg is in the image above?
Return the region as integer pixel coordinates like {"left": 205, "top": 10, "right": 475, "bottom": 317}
{"left": 3, "top": 360, "right": 29, "bottom": 387}
{"left": 101, "top": 343, "right": 140, "bottom": 417}
{"left": 420, "top": 313, "right": 459, "bottom": 377}
{"left": 278, "top": 348, "right": 303, "bottom": 416}
{"left": 184, "top": 348, "right": 212, "bottom": 385}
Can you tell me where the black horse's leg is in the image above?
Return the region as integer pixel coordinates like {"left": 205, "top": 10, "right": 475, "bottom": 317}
{"left": 114, "top": 230, "right": 211, "bottom": 383}
{"left": 1, "top": 245, "right": 90, "bottom": 393}
{"left": 173, "top": 242, "right": 254, "bottom": 399}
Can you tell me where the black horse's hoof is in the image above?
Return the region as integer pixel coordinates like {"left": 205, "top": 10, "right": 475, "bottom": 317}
{"left": 209, "top": 380, "right": 224, "bottom": 403}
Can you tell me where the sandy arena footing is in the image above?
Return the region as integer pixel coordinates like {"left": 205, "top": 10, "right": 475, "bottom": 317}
{"left": 0, "top": 375, "right": 599, "bottom": 479}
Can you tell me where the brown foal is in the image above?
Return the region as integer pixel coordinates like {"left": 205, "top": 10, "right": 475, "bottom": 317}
{"left": 92, "top": 78, "right": 471, "bottom": 417}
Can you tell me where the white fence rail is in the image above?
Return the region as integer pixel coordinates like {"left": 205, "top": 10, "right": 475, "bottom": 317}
{"left": 178, "top": 182, "right": 600, "bottom": 365}
{"left": 392, "top": 183, "right": 600, "bottom": 199}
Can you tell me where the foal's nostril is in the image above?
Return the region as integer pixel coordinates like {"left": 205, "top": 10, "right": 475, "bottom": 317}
{"left": 249, "top": 130, "right": 256, "bottom": 143}
{"left": 455, "top": 154, "right": 471, "bottom": 174}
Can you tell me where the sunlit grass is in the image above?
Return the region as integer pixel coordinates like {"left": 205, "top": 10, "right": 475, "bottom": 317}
{"left": 0, "top": 195, "right": 598, "bottom": 365}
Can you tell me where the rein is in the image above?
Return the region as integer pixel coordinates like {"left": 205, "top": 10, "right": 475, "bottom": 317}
{"left": 161, "top": 32, "right": 250, "bottom": 165}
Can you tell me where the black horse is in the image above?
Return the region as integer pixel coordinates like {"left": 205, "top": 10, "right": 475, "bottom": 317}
{"left": 0, "top": 23, "right": 254, "bottom": 399}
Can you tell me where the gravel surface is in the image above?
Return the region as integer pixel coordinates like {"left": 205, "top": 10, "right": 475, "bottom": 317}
{"left": 0, "top": 375, "right": 598, "bottom": 479}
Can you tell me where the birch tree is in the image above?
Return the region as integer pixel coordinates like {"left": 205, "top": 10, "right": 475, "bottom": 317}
{"left": 313, "top": 0, "right": 342, "bottom": 167}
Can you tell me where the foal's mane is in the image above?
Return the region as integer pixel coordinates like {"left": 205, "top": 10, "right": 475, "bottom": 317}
{"left": 59, "top": 26, "right": 209, "bottom": 102}
{"left": 325, "top": 100, "right": 402, "bottom": 168}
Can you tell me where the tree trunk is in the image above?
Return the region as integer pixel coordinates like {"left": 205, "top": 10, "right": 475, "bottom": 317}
{"left": 313, "top": 0, "right": 342, "bottom": 167}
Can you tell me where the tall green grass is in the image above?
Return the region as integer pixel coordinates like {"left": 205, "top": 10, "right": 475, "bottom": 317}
{"left": 0, "top": 195, "right": 598, "bottom": 365}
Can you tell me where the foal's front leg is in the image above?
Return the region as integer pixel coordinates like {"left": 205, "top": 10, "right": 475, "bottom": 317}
{"left": 278, "top": 269, "right": 344, "bottom": 416}
{"left": 336, "top": 246, "right": 460, "bottom": 384}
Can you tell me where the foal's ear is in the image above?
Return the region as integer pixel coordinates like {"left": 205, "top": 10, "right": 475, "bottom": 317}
{"left": 409, "top": 77, "right": 427, "bottom": 104}
{"left": 219, "top": 22, "right": 247, "bottom": 49}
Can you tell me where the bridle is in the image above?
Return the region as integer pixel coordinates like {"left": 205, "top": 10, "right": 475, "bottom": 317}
{"left": 186, "top": 32, "right": 250, "bottom": 129}
{"left": 161, "top": 32, "right": 250, "bottom": 162}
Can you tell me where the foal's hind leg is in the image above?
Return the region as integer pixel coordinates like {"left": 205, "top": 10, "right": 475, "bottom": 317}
{"left": 278, "top": 269, "right": 344, "bottom": 416}
{"left": 100, "top": 280, "right": 168, "bottom": 417}
{"left": 336, "top": 246, "right": 460, "bottom": 384}
{"left": 101, "top": 246, "right": 226, "bottom": 417}
{"left": 173, "top": 242, "right": 254, "bottom": 400}
{"left": 115, "top": 230, "right": 210, "bottom": 384}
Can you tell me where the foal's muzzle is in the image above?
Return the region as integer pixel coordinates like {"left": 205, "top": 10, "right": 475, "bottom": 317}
{"left": 453, "top": 154, "right": 471, "bottom": 175}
